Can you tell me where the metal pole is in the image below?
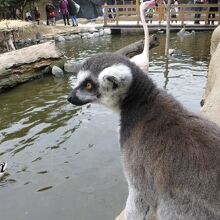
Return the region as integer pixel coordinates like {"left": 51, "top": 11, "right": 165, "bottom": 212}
{"left": 165, "top": 0, "right": 171, "bottom": 56}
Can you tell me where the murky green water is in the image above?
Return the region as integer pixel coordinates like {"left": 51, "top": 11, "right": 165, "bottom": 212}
{"left": 0, "top": 31, "right": 211, "bottom": 220}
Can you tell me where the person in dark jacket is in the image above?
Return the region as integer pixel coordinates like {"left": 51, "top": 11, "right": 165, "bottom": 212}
{"left": 68, "top": 0, "right": 78, "bottom": 26}
{"left": 208, "top": 0, "right": 218, "bottom": 25}
{"left": 34, "top": 6, "right": 41, "bottom": 25}
{"left": 107, "top": 0, "right": 116, "bottom": 19}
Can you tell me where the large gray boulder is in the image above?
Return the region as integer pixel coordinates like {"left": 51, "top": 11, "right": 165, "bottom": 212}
{"left": 52, "top": 66, "right": 64, "bottom": 78}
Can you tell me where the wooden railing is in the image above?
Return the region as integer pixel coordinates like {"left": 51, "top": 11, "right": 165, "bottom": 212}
{"left": 103, "top": 4, "right": 220, "bottom": 26}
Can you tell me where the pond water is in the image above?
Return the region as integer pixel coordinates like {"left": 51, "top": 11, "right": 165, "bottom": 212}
{"left": 0, "top": 31, "right": 211, "bottom": 220}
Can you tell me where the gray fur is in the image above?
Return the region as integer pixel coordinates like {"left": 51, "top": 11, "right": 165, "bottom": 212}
{"left": 68, "top": 53, "right": 220, "bottom": 220}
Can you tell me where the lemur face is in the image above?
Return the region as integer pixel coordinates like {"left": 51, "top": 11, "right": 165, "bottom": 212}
{"left": 67, "top": 53, "right": 133, "bottom": 111}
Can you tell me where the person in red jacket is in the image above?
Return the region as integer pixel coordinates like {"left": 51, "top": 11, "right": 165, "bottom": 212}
{"left": 46, "top": 2, "right": 56, "bottom": 25}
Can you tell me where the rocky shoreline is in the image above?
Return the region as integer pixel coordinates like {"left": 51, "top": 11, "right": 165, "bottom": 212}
{"left": 14, "top": 26, "right": 111, "bottom": 49}
{"left": 0, "top": 24, "right": 112, "bottom": 93}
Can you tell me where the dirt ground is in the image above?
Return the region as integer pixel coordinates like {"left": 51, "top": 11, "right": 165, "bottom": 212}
{"left": 0, "top": 18, "right": 103, "bottom": 41}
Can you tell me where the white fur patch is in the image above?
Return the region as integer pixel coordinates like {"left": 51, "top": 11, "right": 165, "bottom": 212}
{"left": 76, "top": 89, "right": 97, "bottom": 102}
{"left": 97, "top": 64, "right": 133, "bottom": 111}
{"left": 75, "top": 70, "right": 91, "bottom": 88}
{"left": 98, "top": 64, "right": 132, "bottom": 85}
{"left": 125, "top": 186, "right": 146, "bottom": 220}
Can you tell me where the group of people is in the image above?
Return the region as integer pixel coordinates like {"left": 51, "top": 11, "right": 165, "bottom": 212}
{"left": 143, "top": 0, "right": 218, "bottom": 25}
{"left": 194, "top": 0, "right": 218, "bottom": 25}
{"left": 24, "top": 0, "right": 219, "bottom": 26}
{"left": 25, "top": 0, "right": 80, "bottom": 27}
{"left": 25, "top": 7, "right": 41, "bottom": 25}
{"left": 46, "top": 0, "right": 79, "bottom": 26}
{"left": 57, "top": 0, "right": 79, "bottom": 26}
{"left": 143, "top": 0, "right": 179, "bottom": 24}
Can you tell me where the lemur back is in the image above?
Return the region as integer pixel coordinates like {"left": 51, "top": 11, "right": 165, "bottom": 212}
{"left": 68, "top": 53, "right": 220, "bottom": 220}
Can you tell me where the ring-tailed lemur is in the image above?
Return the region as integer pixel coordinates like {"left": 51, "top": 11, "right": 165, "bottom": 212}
{"left": 68, "top": 53, "right": 220, "bottom": 220}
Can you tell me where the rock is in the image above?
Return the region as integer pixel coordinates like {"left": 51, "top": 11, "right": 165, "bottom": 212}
{"left": 88, "top": 27, "right": 99, "bottom": 33}
{"left": 52, "top": 65, "right": 64, "bottom": 77}
{"left": 201, "top": 26, "right": 220, "bottom": 126}
{"left": 79, "top": 27, "right": 91, "bottom": 33}
{"left": 24, "top": 38, "right": 32, "bottom": 44}
{"left": 87, "top": 33, "right": 94, "bottom": 38}
{"left": 81, "top": 32, "right": 90, "bottom": 38}
{"left": 31, "top": 38, "right": 38, "bottom": 44}
{"left": 64, "top": 35, "right": 73, "bottom": 41}
{"left": 99, "top": 29, "right": 104, "bottom": 36}
{"left": 93, "top": 32, "right": 100, "bottom": 37}
{"left": 169, "top": 49, "right": 182, "bottom": 56}
{"left": 16, "top": 40, "right": 25, "bottom": 47}
{"left": 79, "top": 27, "right": 99, "bottom": 33}
{"left": 103, "top": 28, "right": 111, "bottom": 35}
{"left": 71, "top": 34, "right": 81, "bottom": 40}
{"left": 36, "top": 32, "right": 43, "bottom": 40}
{"left": 0, "top": 41, "right": 62, "bottom": 92}
{"left": 210, "top": 25, "right": 220, "bottom": 55}
{"left": 56, "top": 36, "right": 66, "bottom": 42}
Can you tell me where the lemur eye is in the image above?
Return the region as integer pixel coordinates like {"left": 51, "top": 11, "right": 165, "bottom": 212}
{"left": 85, "top": 82, "right": 93, "bottom": 90}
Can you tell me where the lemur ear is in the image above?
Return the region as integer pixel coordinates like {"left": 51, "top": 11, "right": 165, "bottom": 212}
{"left": 98, "top": 64, "right": 133, "bottom": 90}
{"left": 103, "top": 75, "right": 119, "bottom": 89}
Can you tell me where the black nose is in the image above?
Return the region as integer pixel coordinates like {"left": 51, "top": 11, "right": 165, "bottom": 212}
{"left": 67, "top": 95, "right": 72, "bottom": 103}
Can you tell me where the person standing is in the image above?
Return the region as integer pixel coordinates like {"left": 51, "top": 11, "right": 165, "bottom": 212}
{"left": 194, "top": 0, "right": 206, "bottom": 24}
{"left": 68, "top": 0, "right": 78, "bottom": 26}
{"left": 170, "top": 0, "right": 178, "bottom": 23}
{"left": 208, "top": 0, "right": 218, "bottom": 25}
{"left": 34, "top": 6, "right": 41, "bottom": 25}
{"left": 59, "top": 0, "right": 70, "bottom": 26}
{"left": 46, "top": 1, "right": 56, "bottom": 25}
{"left": 107, "top": 0, "right": 116, "bottom": 19}
{"left": 25, "top": 10, "right": 32, "bottom": 22}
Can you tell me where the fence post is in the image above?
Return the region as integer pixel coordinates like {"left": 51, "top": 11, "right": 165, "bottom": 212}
{"left": 181, "top": 5, "right": 184, "bottom": 26}
{"left": 136, "top": 0, "right": 140, "bottom": 25}
{"left": 158, "top": 5, "right": 162, "bottom": 25}
{"left": 104, "top": 7, "right": 107, "bottom": 26}
{"left": 116, "top": 7, "right": 119, "bottom": 26}
{"left": 165, "top": 0, "right": 171, "bottom": 57}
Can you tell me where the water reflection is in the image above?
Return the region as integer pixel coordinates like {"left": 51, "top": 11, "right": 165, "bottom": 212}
{"left": 0, "top": 31, "right": 211, "bottom": 220}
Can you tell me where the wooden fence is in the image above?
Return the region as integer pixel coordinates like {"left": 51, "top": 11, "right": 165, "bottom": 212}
{"left": 103, "top": 4, "right": 220, "bottom": 26}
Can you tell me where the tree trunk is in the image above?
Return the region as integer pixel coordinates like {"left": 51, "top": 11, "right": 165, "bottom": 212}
{"left": 115, "top": 34, "right": 159, "bottom": 58}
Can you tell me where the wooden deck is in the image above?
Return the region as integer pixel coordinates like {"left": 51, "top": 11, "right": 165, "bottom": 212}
{"left": 103, "top": 4, "right": 220, "bottom": 31}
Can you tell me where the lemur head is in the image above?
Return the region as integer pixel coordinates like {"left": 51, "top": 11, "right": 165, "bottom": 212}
{"left": 67, "top": 53, "right": 135, "bottom": 111}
